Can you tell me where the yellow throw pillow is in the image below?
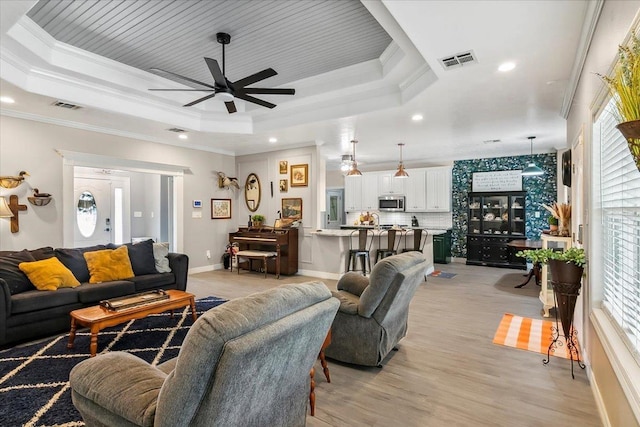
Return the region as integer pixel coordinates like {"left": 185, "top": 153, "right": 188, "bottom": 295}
{"left": 19, "top": 257, "right": 81, "bottom": 291}
{"left": 84, "top": 246, "right": 135, "bottom": 284}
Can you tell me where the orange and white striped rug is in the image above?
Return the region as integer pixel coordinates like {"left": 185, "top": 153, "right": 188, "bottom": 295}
{"left": 492, "top": 313, "right": 580, "bottom": 360}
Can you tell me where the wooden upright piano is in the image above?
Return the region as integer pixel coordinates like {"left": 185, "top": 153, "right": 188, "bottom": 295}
{"left": 229, "top": 227, "right": 299, "bottom": 276}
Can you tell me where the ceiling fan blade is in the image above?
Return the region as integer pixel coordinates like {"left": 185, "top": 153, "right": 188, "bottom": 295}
{"left": 204, "top": 58, "right": 228, "bottom": 88}
{"left": 225, "top": 101, "right": 237, "bottom": 114}
{"left": 184, "top": 93, "right": 217, "bottom": 107}
{"left": 234, "top": 93, "right": 276, "bottom": 109}
{"left": 149, "top": 89, "right": 215, "bottom": 91}
{"left": 240, "top": 88, "right": 295, "bottom": 95}
{"left": 150, "top": 67, "right": 215, "bottom": 89}
{"left": 232, "top": 68, "right": 277, "bottom": 89}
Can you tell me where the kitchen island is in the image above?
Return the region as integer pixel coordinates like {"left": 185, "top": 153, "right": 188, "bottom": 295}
{"left": 303, "top": 228, "right": 445, "bottom": 279}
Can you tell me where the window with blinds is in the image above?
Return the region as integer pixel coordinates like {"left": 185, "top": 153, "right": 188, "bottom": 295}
{"left": 597, "top": 101, "right": 640, "bottom": 361}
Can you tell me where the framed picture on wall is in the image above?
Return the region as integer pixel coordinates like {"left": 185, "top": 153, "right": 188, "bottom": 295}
{"left": 279, "top": 179, "right": 288, "bottom": 192}
{"left": 211, "top": 198, "right": 231, "bottom": 219}
{"left": 290, "top": 164, "right": 308, "bottom": 187}
{"left": 281, "top": 197, "right": 302, "bottom": 220}
{"left": 279, "top": 160, "right": 288, "bottom": 174}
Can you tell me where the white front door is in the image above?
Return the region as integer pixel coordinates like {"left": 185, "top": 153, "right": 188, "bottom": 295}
{"left": 74, "top": 177, "right": 112, "bottom": 247}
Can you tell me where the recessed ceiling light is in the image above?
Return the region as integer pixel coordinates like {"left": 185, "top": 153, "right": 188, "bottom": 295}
{"left": 178, "top": 134, "right": 188, "bottom": 140}
{"left": 498, "top": 62, "right": 516, "bottom": 72}
{"left": 411, "top": 114, "right": 423, "bottom": 121}
{"left": 269, "top": 137, "right": 278, "bottom": 143}
{"left": 0, "top": 96, "right": 16, "bottom": 104}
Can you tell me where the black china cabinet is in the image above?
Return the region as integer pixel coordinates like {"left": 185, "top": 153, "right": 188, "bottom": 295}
{"left": 466, "top": 191, "right": 527, "bottom": 269}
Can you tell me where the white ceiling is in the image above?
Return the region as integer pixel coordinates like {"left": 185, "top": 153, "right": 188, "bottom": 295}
{"left": 0, "top": 0, "right": 590, "bottom": 171}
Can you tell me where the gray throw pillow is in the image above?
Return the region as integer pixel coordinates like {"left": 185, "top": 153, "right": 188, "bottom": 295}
{"left": 153, "top": 242, "right": 171, "bottom": 273}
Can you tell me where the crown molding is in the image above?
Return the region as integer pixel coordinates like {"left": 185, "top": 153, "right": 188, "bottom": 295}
{"left": 561, "top": 0, "right": 604, "bottom": 119}
{"left": 1, "top": 109, "right": 235, "bottom": 156}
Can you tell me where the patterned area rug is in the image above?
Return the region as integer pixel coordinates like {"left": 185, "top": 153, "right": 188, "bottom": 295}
{"left": 0, "top": 296, "right": 226, "bottom": 427}
{"left": 429, "top": 270, "right": 457, "bottom": 279}
{"left": 492, "top": 313, "right": 580, "bottom": 360}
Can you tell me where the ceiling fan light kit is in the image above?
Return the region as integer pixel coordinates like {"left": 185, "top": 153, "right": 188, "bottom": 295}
{"left": 149, "top": 32, "right": 295, "bottom": 114}
{"left": 394, "top": 143, "right": 409, "bottom": 178}
{"left": 521, "top": 136, "right": 544, "bottom": 177}
{"left": 340, "top": 154, "right": 354, "bottom": 173}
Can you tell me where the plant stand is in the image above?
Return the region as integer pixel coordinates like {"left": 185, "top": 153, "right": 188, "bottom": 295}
{"left": 543, "top": 280, "right": 586, "bottom": 378}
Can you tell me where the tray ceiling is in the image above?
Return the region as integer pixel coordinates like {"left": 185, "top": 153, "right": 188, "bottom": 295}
{"left": 27, "top": 0, "right": 392, "bottom": 88}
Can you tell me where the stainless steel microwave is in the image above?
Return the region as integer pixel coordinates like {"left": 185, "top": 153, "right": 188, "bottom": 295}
{"left": 378, "top": 195, "right": 405, "bottom": 212}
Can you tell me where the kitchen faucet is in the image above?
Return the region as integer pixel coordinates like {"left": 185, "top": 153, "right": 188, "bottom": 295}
{"left": 371, "top": 212, "right": 380, "bottom": 229}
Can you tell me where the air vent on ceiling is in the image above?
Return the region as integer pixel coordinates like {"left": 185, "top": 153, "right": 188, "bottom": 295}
{"left": 167, "top": 128, "right": 186, "bottom": 133}
{"left": 52, "top": 100, "right": 81, "bottom": 110}
{"left": 439, "top": 50, "right": 477, "bottom": 70}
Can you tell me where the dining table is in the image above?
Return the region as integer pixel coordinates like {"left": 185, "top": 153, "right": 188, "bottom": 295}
{"left": 506, "top": 239, "right": 543, "bottom": 288}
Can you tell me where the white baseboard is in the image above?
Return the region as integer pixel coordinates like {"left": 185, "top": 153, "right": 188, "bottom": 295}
{"left": 589, "top": 367, "right": 612, "bottom": 427}
{"left": 297, "top": 269, "right": 342, "bottom": 281}
{"left": 188, "top": 264, "right": 217, "bottom": 274}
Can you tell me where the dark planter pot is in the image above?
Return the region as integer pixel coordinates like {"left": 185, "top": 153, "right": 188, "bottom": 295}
{"left": 549, "top": 260, "right": 584, "bottom": 338}
{"left": 616, "top": 120, "right": 640, "bottom": 172}
{"left": 548, "top": 259, "right": 583, "bottom": 285}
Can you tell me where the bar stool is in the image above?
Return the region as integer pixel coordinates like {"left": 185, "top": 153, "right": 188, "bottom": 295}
{"left": 375, "top": 229, "right": 401, "bottom": 263}
{"left": 402, "top": 229, "right": 429, "bottom": 253}
{"left": 345, "top": 229, "right": 374, "bottom": 275}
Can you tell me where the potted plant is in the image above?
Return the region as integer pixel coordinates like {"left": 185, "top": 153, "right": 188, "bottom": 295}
{"left": 516, "top": 247, "right": 586, "bottom": 340}
{"left": 516, "top": 247, "right": 585, "bottom": 281}
{"left": 251, "top": 214, "right": 265, "bottom": 227}
{"left": 548, "top": 215, "right": 558, "bottom": 233}
{"left": 599, "top": 33, "right": 640, "bottom": 171}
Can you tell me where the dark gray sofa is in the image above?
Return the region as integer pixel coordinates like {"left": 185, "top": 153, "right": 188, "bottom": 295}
{"left": 0, "top": 241, "right": 188, "bottom": 347}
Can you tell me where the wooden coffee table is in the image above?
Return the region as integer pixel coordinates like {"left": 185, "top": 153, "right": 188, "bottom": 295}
{"left": 67, "top": 289, "right": 197, "bottom": 357}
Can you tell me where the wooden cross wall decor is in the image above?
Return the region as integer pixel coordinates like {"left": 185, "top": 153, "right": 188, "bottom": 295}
{"left": 8, "top": 195, "right": 27, "bottom": 233}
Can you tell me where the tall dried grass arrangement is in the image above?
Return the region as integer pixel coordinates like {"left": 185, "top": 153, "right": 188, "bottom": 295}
{"left": 542, "top": 202, "right": 571, "bottom": 222}
{"left": 599, "top": 34, "right": 640, "bottom": 124}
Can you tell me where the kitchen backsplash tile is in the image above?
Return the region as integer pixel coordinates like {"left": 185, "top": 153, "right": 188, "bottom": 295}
{"left": 345, "top": 212, "right": 452, "bottom": 229}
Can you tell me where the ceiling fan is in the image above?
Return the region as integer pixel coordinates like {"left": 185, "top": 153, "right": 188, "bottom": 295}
{"left": 149, "top": 32, "right": 295, "bottom": 114}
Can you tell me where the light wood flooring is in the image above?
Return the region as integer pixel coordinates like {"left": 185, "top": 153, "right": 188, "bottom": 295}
{"left": 188, "top": 262, "right": 601, "bottom": 427}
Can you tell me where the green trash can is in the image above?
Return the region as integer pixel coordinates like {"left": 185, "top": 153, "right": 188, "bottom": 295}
{"left": 433, "top": 230, "right": 452, "bottom": 264}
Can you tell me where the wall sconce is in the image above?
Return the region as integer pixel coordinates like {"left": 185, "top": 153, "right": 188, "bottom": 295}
{"left": 1, "top": 195, "right": 27, "bottom": 233}
{"left": 0, "top": 196, "right": 13, "bottom": 218}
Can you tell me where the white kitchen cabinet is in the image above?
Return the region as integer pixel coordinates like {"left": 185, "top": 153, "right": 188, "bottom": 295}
{"left": 378, "top": 173, "right": 406, "bottom": 195}
{"left": 344, "top": 173, "right": 379, "bottom": 212}
{"left": 425, "top": 167, "right": 452, "bottom": 212}
{"left": 405, "top": 169, "right": 426, "bottom": 212}
{"left": 344, "top": 176, "right": 362, "bottom": 212}
{"left": 361, "top": 173, "right": 379, "bottom": 210}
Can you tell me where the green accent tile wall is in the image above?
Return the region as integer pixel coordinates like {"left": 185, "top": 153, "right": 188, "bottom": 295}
{"left": 452, "top": 154, "right": 558, "bottom": 258}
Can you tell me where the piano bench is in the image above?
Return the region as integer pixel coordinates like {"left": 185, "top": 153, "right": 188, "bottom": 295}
{"left": 234, "top": 250, "right": 279, "bottom": 279}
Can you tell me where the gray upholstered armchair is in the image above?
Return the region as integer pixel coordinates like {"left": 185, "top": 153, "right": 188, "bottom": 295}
{"left": 69, "top": 281, "right": 339, "bottom": 427}
{"left": 325, "top": 251, "right": 428, "bottom": 367}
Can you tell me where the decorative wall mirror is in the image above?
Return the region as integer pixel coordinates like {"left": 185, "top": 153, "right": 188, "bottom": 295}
{"left": 244, "top": 173, "right": 261, "bottom": 212}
